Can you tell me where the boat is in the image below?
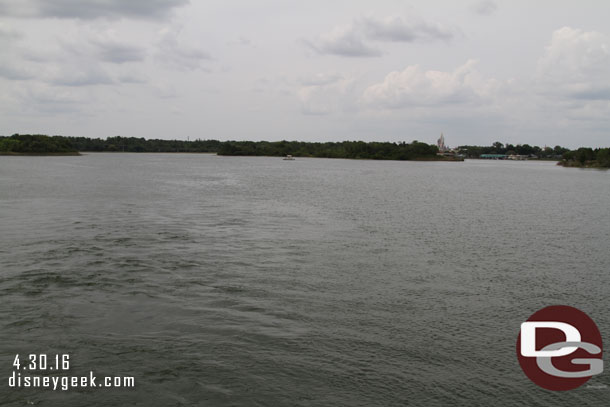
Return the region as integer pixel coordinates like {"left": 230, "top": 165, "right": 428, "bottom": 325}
{"left": 282, "top": 155, "right": 295, "bottom": 160}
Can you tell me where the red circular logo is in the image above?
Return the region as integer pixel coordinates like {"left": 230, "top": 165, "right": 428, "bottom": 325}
{"left": 516, "top": 305, "right": 603, "bottom": 391}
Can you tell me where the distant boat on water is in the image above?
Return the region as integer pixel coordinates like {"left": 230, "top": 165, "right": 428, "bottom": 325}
{"left": 283, "top": 155, "right": 295, "bottom": 160}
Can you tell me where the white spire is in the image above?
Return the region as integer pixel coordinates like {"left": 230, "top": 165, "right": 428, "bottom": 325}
{"left": 437, "top": 133, "right": 446, "bottom": 152}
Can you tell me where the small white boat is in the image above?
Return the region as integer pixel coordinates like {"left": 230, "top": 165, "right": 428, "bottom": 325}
{"left": 282, "top": 155, "right": 295, "bottom": 160}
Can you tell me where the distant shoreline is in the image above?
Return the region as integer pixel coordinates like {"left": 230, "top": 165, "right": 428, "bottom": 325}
{"left": 6, "top": 151, "right": 463, "bottom": 162}
{"left": 80, "top": 151, "right": 217, "bottom": 155}
{"left": 0, "top": 152, "right": 81, "bottom": 156}
{"left": 1, "top": 134, "right": 608, "bottom": 168}
{"left": 558, "top": 160, "right": 610, "bottom": 169}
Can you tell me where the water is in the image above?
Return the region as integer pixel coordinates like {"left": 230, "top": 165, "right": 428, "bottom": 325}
{"left": 1, "top": 153, "right": 609, "bottom": 406}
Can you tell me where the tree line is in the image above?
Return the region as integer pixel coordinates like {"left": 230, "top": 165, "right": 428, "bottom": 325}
{"left": 1, "top": 134, "right": 608, "bottom": 167}
{"left": 0, "top": 135, "right": 441, "bottom": 160}
{"left": 0, "top": 134, "right": 78, "bottom": 154}
{"left": 561, "top": 147, "right": 610, "bottom": 168}
{"left": 456, "top": 142, "right": 570, "bottom": 159}
{"left": 217, "top": 140, "right": 440, "bottom": 160}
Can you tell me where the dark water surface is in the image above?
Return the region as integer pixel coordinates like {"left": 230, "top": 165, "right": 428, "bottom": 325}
{"left": 1, "top": 153, "right": 609, "bottom": 406}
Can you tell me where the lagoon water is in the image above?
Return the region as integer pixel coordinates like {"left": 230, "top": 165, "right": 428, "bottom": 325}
{"left": 1, "top": 153, "right": 609, "bottom": 406}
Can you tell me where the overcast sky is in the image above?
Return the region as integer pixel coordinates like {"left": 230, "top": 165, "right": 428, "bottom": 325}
{"left": 1, "top": 1, "right": 609, "bottom": 148}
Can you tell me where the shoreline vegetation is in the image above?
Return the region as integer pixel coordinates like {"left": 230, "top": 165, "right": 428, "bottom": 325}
{"left": 558, "top": 148, "right": 610, "bottom": 169}
{"left": 0, "top": 134, "right": 80, "bottom": 156}
{"left": 217, "top": 140, "right": 454, "bottom": 161}
{"left": 0, "top": 134, "right": 608, "bottom": 168}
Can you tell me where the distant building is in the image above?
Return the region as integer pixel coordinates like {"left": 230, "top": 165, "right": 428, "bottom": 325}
{"left": 480, "top": 154, "right": 508, "bottom": 159}
{"left": 436, "top": 133, "right": 462, "bottom": 159}
{"left": 437, "top": 133, "right": 447, "bottom": 152}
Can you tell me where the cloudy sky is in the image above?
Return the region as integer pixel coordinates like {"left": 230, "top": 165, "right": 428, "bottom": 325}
{"left": 1, "top": 0, "right": 609, "bottom": 148}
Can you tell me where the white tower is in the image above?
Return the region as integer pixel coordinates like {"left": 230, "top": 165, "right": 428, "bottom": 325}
{"left": 437, "top": 133, "right": 446, "bottom": 152}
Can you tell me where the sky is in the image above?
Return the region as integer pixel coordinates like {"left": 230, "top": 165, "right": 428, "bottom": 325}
{"left": 1, "top": 0, "right": 609, "bottom": 148}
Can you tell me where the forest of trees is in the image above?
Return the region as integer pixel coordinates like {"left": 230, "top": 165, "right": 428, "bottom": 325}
{"left": 65, "top": 136, "right": 222, "bottom": 153}
{"left": 217, "top": 140, "right": 442, "bottom": 160}
{"left": 0, "top": 134, "right": 221, "bottom": 154}
{"left": 0, "top": 135, "right": 442, "bottom": 160}
{"left": 560, "top": 147, "right": 610, "bottom": 168}
{"left": 0, "top": 134, "right": 78, "bottom": 154}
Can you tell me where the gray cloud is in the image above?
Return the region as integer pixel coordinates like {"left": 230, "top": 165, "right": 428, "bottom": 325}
{"left": 0, "top": 0, "right": 188, "bottom": 20}
{"left": 359, "top": 16, "right": 453, "bottom": 42}
{"left": 571, "top": 87, "right": 610, "bottom": 101}
{"left": 470, "top": 1, "right": 498, "bottom": 16}
{"left": 298, "top": 73, "right": 343, "bottom": 86}
{"left": 50, "top": 67, "right": 114, "bottom": 87}
{"left": 305, "top": 26, "right": 381, "bottom": 57}
{"left": 228, "top": 36, "right": 253, "bottom": 47}
{"left": 298, "top": 75, "right": 357, "bottom": 115}
{"left": 307, "top": 15, "right": 453, "bottom": 57}
{"left": 91, "top": 40, "right": 147, "bottom": 64}
{"left": 46, "top": 61, "right": 144, "bottom": 87}
{"left": 0, "top": 24, "right": 23, "bottom": 40}
{"left": 1, "top": 2, "right": 609, "bottom": 148}
{"left": 0, "top": 25, "right": 30, "bottom": 79}
{"left": 0, "top": 62, "right": 34, "bottom": 80}
{"left": 156, "top": 28, "right": 211, "bottom": 70}
{"left": 117, "top": 72, "right": 147, "bottom": 84}
{"left": 0, "top": 23, "right": 150, "bottom": 87}
{"left": 7, "top": 82, "right": 90, "bottom": 115}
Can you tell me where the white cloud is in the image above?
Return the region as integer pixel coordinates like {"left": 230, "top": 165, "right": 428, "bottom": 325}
{"left": 362, "top": 60, "right": 501, "bottom": 109}
{"left": 306, "top": 15, "right": 453, "bottom": 57}
{"left": 537, "top": 27, "right": 610, "bottom": 101}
